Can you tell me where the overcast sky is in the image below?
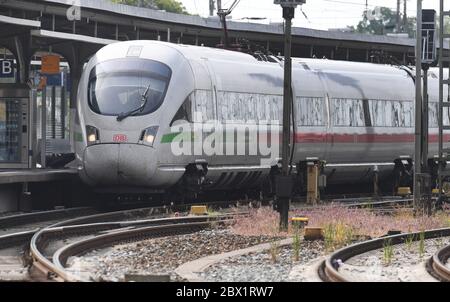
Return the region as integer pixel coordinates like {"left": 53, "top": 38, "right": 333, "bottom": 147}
{"left": 179, "top": 0, "right": 447, "bottom": 30}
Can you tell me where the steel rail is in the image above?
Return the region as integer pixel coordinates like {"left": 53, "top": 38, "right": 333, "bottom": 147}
{"left": 0, "top": 207, "right": 96, "bottom": 229}
{"left": 53, "top": 221, "right": 213, "bottom": 282}
{"left": 430, "top": 244, "right": 450, "bottom": 281}
{"left": 30, "top": 214, "right": 240, "bottom": 281}
{"left": 0, "top": 230, "right": 36, "bottom": 250}
{"left": 321, "top": 227, "right": 450, "bottom": 282}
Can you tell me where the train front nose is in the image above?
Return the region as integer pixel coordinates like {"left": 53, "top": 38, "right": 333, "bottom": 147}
{"left": 82, "top": 143, "right": 157, "bottom": 186}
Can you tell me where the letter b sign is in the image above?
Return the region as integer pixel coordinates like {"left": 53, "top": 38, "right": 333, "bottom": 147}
{"left": 0, "top": 60, "right": 14, "bottom": 78}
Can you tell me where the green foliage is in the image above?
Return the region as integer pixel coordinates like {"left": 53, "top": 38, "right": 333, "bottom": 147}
{"left": 292, "top": 230, "right": 301, "bottom": 262}
{"left": 346, "top": 7, "right": 415, "bottom": 37}
{"left": 382, "top": 238, "right": 394, "bottom": 265}
{"left": 111, "top": 0, "right": 188, "bottom": 14}
{"left": 418, "top": 230, "right": 425, "bottom": 258}
{"left": 153, "top": 0, "right": 187, "bottom": 14}
{"left": 405, "top": 233, "right": 415, "bottom": 251}
{"left": 323, "top": 222, "right": 354, "bottom": 252}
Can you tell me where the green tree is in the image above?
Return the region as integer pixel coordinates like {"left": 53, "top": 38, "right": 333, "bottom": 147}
{"left": 111, "top": 0, "right": 188, "bottom": 14}
{"left": 355, "top": 7, "right": 415, "bottom": 37}
{"left": 153, "top": 0, "right": 187, "bottom": 14}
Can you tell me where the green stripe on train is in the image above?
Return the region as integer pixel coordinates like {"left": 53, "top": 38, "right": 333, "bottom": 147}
{"left": 161, "top": 132, "right": 194, "bottom": 143}
{"left": 74, "top": 132, "right": 83, "bottom": 142}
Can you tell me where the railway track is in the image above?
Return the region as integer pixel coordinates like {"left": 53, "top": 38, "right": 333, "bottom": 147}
{"left": 428, "top": 244, "right": 450, "bottom": 281}
{"left": 0, "top": 207, "right": 99, "bottom": 236}
{"left": 0, "top": 207, "right": 106, "bottom": 281}
{"left": 319, "top": 227, "right": 450, "bottom": 282}
{"left": 0, "top": 195, "right": 423, "bottom": 282}
{"left": 292, "top": 197, "right": 414, "bottom": 213}
{"left": 0, "top": 206, "right": 201, "bottom": 281}
{"left": 30, "top": 214, "right": 241, "bottom": 282}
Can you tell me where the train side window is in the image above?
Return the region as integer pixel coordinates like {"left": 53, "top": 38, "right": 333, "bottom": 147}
{"left": 170, "top": 94, "right": 193, "bottom": 126}
{"left": 369, "top": 100, "right": 413, "bottom": 127}
{"left": 391, "top": 101, "right": 401, "bottom": 127}
{"left": 369, "top": 100, "right": 386, "bottom": 127}
{"left": 297, "top": 97, "right": 325, "bottom": 126}
{"left": 246, "top": 94, "right": 257, "bottom": 123}
{"left": 332, "top": 98, "right": 364, "bottom": 127}
{"left": 217, "top": 91, "right": 282, "bottom": 125}
{"left": 270, "top": 95, "right": 282, "bottom": 125}
{"left": 256, "top": 94, "right": 268, "bottom": 124}
{"left": 192, "top": 89, "right": 215, "bottom": 122}
{"left": 257, "top": 95, "right": 273, "bottom": 124}
{"left": 444, "top": 108, "right": 450, "bottom": 126}
{"left": 428, "top": 102, "right": 438, "bottom": 128}
{"left": 402, "top": 101, "right": 413, "bottom": 127}
{"left": 217, "top": 91, "right": 229, "bottom": 122}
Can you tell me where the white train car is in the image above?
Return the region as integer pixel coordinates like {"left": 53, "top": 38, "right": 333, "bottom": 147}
{"left": 71, "top": 40, "right": 449, "bottom": 194}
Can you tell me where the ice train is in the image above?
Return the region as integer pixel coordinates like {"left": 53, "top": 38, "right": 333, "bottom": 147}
{"left": 71, "top": 40, "right": 448, "bottom": 195}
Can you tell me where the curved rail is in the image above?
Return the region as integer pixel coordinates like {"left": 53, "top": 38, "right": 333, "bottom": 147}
{"left": 321, "top": 227, "right": 450, "bottom": 282}
{"left": 53, "top": 222, "right": 211, "bottom": 281}
{"left": 30, "top": 214, "right": 240, "bottom": 281}
{"left": 430, "top": 244, "right": 450, "bottom": 281}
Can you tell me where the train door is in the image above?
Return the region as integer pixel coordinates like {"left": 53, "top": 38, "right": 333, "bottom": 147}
{"left": 198, "top": 58, "right": 218, "bottom": 164}
{"left": 316, "top": 71, "right": 332, "bottom": 162}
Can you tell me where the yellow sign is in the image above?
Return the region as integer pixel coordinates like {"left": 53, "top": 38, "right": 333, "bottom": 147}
{"left": 41, "top": 55, "right": 60, "bottom": 74}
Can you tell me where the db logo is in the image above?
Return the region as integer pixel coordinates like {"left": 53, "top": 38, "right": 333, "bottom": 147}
{"left": 113, "top": 134, "right": 128, "bottom": 143}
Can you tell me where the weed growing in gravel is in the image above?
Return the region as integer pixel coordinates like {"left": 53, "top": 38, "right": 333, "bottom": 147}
{"left": 382, "top": 238, "right": 394, "bottom": 265}
{"left": 418, "top": 230, "right": 425, "bottom": 258}
{"left": 405, "top": 232, "right": 415, "bottom": 251}
{"left": 292, "top": 231, "right": 301, "bottom": 262}
{"left": 323, "top": 222, "right": 354, "bottom": 252}
{"left": 323, "top": 224, "right": 335, "bottom": 252}
{"left": 231, "top": 205, "right": 449, "bottom": 239}
{"left": 269, "top": 241, "right": 279, "bottom": 263}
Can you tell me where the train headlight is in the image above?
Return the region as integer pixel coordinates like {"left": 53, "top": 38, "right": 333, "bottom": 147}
{"left": 140, "top": 126, "right": 159, "bottom": 147}
{"left": 86, "top": 125, "right": 100, "bottom": 145}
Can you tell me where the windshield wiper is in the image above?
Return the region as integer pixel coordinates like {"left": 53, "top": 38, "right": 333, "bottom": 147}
{"left": 116, "top": 83, "right": 152, "bottom": 122}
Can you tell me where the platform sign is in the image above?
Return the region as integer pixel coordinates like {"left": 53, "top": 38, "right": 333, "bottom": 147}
{"left": 41, "top": 55, "right": 60, "bottom": 74}
{"left": 0, "top": 60, "right": 14, "bottom": 78}
{"left": 45, "top": 73, "right": 64, "bottom": 86}
{"left": 36, "top": 72, "right": 65, "bottom": 88}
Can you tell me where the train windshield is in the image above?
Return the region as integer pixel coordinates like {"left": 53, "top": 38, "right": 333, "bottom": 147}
{"left": 88, "top": 58, "right": 171, "bottom": 116}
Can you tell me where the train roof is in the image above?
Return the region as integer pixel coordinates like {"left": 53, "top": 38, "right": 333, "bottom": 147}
{"left": 98, "top": 40, "right": 409, "bottom": 75}
{"left": 93, "top": 41, "right": 447, "bottom": 102}
{"left": 163, "top": 41, "right": 408, "bottom": 75}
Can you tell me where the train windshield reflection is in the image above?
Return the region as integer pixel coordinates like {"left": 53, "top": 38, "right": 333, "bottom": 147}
{"left": 88, "top": 58, "right": 171, "bottom": 116}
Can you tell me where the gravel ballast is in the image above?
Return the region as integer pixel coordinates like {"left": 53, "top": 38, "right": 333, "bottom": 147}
{"left": 339, "top": 236, "right": 450, "bottom": 282}
{"left": 200, "top": 240, "right": 325, "bottom": 282}
{"left": 66, "top": 228, "right": 281, "bottom": 281}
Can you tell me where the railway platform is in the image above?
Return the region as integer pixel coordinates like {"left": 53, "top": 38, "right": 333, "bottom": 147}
{"left": 0, "top": 169, "right": 80, "bottom": 213}
{"left": 0, "top": 169, "right": 77, "bottom": 185}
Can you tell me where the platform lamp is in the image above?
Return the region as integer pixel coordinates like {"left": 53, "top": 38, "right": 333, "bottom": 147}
{"left": 274, "top": 0, "right": 305, "bottom": 231}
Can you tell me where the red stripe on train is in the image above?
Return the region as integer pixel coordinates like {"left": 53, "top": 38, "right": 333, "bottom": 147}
{"left": 294, "top": 133, "right": 450, "bottom": 144}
